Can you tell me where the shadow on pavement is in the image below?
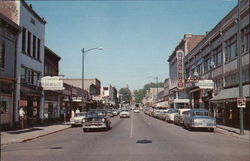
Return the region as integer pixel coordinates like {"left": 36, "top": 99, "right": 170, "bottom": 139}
{"left": 136, "top": 139, "right": 152, "bottom": 144}
{"left": 6, "top": 128, "right": 43, "bottom": 134}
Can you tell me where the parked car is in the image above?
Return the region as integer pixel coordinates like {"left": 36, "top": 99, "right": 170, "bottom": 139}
{"left": 70, "top": 112, "right": 87, "bottom": 127}
{"left": 120, "top": 109, "right": 130, "bottom": 118}
{"left": 165, "top": 109, "right": 178, "bottom": 123}
{"left": 82, "top": 109, "right": 111, "bottom": 132}
{"left": 159, "top": 110, "right": 169, "bottom": 120}
{"left": 183, "top": 109, "right": 216, "bottom": 131}
{"left": 112, "top": 109, "right": 119, "bottom": 116}
{"left": 153, "top": 110, "right": 162, "bottom": 118}
{"left": 173, "top": 109, "right": 190, "bottom": 125}
{"left": 133, "top": 108, "right": 140, "bottom": 113}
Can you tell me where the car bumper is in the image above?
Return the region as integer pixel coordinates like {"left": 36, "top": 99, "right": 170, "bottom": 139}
{"left": 70, "top": 121, "right": 82, "bottom": 125}
{"left": 120, "top": 115, "right": 129, "bottom": 118}
{"left": 190, "top": 124, "right": 216, "bottom": 128}
{"left": 83, "top": 122, "right": 107, "bottom": 129}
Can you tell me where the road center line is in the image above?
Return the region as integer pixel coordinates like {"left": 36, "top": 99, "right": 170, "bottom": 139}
{"left": 130, "top": 113, "right": 133, "bottom": 138}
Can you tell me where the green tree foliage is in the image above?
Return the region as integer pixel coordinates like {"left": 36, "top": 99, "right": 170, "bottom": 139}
{"left": 119, "top": 88, "right": 132, "bottom": 103}
{"left": 134, "top": 82, "right": 163, "bottom": 103}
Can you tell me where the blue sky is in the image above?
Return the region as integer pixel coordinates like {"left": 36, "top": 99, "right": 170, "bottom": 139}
{"left": 30, "top": 0, "right": 236, "bottom": 91}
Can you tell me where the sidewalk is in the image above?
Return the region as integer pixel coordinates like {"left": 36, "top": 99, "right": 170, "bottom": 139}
{"left": 1, "top": 123, "right": 71, "bottom": 145}
{"left": 215, "top": 124, "right": 250, "bottom": 141}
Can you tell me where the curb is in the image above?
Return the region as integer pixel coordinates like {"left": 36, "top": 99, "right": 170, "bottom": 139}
{"left": 215, "top": 127, "right": 249, "bottom": 142}
{"left": 1, "top": 126, "right": 71, "bottom": 145}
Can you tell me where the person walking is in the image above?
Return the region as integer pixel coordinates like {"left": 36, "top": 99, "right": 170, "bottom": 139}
{"left": 19, "top": 107, "right": 25, "bottom": 129}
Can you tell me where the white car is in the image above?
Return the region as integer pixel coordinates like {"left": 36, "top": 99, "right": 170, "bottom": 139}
{"left": 133, "top": 109, "right": 140, "bottom": 113}
{"left": 120, "top": 110, "right": 130, "bottom": 118}
{"left": 165, "top": 109, "right": 178, "bottom": 123}
{"left": 70, "top": 112, "right": 87, "bottom": 127}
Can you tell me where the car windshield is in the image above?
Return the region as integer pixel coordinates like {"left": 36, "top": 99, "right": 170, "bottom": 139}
{"left": 87, "top": 110, "right": 106, "bottom": 117}
{"left": 75, "top": 113, "right": 86, "bottom": 117}
{"left": 193, "top": 111, "right": 209, "bottom": 116}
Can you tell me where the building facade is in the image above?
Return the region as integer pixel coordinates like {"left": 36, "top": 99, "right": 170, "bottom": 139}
{"left": 168, "top": 34, "right": 204, "bottom": 109}
{"left": 0, "top": 13, "right": 21, "bottom": 129}
{"left": 184, "top": 0, "right": 249, "bottom": 128}
{"left": 43, "top": 46, "right": 61, "bottom": 122}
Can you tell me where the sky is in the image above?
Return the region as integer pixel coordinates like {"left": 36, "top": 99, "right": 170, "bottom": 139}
{"left": 29, "top": 0, "right": 237, "bottom": 91}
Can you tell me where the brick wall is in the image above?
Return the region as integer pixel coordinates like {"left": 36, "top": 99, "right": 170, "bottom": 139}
{"left": 0, "top": 0, "right": 18, "bottom": 24}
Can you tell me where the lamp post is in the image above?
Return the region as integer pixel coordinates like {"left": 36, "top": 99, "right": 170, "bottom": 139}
{"left": 81, "top": 47, "right": 103, "bottom": 112}
{"left": 236, "top": 0, "right": 244, "bottom": 135}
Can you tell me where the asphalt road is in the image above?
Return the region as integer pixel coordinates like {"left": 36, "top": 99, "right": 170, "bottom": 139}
{"left": 1, "top": 112, "right": 249, "bottom": 161}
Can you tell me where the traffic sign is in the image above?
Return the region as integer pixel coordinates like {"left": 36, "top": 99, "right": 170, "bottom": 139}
{"left": 237, "top": 97, "right": 246, "bottom": 108}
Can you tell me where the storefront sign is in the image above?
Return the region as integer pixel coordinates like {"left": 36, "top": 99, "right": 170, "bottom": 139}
{"left": 195, "top": 80, "right": 214, "bottom": 89}
{"left": 41, "top": 76, "right": 65, "bottom": 90}
{"left": 237, "top": 97, "right": 246, "bottom": 108}
{"left": 176, "top": 50, "right": 184, "bottom": 91}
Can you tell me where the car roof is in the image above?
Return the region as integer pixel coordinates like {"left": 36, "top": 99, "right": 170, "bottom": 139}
{"left": 189, "top": 109, "right": 209, "bottom": 112}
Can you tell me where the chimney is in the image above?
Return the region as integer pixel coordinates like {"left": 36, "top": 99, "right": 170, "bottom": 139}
{"left": 184, "top": 33, "right": 192, "bottom": 38}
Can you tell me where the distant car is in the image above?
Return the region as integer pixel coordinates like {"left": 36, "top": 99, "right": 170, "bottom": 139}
{"left": 133, "top": 109, "right": 140, "bottom": 113}
{"left": 112, "top": 109, "right": 119, "bottom": 116}
{"left": 174, "top": 109, "right": 190, "bottom": 125}
{"left": 82, "top": 109, "right": 111, "bottom": 132}
{"left": 120, "top": 110, "right": 130, "bottom": 118}
{"left": 183, "top": 109, "right": 216, "bottom": 132}
{"left": 165, "top": 109, "right": 178, "bottom": 123}
{"left": 70, "top": 112, "right": 87, "bottom": 127}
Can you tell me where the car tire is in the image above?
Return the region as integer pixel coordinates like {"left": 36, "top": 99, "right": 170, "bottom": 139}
{"left": 83, "top": 128, "right": 87, "bottom": 132}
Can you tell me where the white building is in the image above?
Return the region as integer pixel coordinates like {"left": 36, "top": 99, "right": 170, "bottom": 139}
{"left": 101, "top": 85, "right": 117, "bottom": 106}
{"left": 14, "top": 0, "right": 46, "bottom": 126}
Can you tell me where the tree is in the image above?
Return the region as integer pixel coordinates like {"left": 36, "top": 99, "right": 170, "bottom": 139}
{"left": 133, "top": 82, "right": 164, "bottom": 103}
{"left": 119, "top": 88, "right": 132, "bottom": 103}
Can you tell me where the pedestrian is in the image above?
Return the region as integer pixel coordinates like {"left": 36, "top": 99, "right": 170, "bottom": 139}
{"left": 19, "top": 107, "right": 25, "bottom": 129}
{"left": 76, "top": 108, "right": 80, "bottom": 113}
{"left": 71, "top": 109, "right": 75, "bottom": 118}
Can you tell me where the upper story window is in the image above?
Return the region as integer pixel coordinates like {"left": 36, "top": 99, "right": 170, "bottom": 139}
{"left": 33, "top": 35, "right": 36, "bottom": 58}
{"left": 37, "top": 38, "right": 40, "bottom": 60}
{"left": 225, "top": 35, "right": 237, "bottom": 61}
{"left": 30, "top": 18, "right": 35, "bottom": 25}
{"left": 0, "top": 42, "right": 5, "bottom": 69}
{"left": 22, "top": 27, "right": 26, "bottom": 53}
{"left": 203, "top": 54, "right": 211, "bottom": 72}
{"left": 21, "top": 66, "right": 40, "bottom": 86}
{"left": 241, "top": 25, "right": 250, "bottom": 53}
{"left": 212, "top": 45, "right": 222, "bottom": 66}
{"left": 27, "top": 31, "right": 31, "bottom": 56}
{"left": 196, "top": 64, "right": 203, "bottom": 76}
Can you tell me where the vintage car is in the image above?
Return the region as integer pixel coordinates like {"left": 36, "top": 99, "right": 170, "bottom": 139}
{"left": 70, "top": 112, "right": 87, "bottom": 127}
{"left": 173, "top": 109, "right": 190, "bottom": 125}
{"left": 119, "top": 109, "right": 130, "bottom": 118}
{"left": 82, "top": 109, "right": 111, "bottom": 132}
{"left": 183, "top": 109, "right": 216, "bottom": 131}
{"left": 165, "top": 108, "right": 178, "bottom": 123}
{"left": 133, "top": 108, "right": 140, "bottom": 113}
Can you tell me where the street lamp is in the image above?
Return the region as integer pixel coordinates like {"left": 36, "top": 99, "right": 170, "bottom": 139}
{"left": 81, "top": 47, "right": 103, "bottom": 112}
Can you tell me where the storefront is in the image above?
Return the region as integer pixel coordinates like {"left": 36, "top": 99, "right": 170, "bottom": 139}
{"left": 44, "top": 91, "right": 60, "bottom": 122}
{"left": 20, "top": 85, "right": 42, "bottom": 126}
{"left": 210, "top": 84, "right": 250, "bottom": 128}
{"left": 0, "top": 79, "right": 14, "bottom": 129}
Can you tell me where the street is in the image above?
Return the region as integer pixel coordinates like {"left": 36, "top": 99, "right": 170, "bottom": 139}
{"left": 1, "top": 112, "right": 249, "bottom": 161}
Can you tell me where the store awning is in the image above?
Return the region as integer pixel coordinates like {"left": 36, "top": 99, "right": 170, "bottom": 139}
{"left": 156, "top": 101, "right": 168, "bottom": 108}
{"left": 169, "top": 99, "right": 189, "bottom": 104}
{"left": 210, "top": 85, "right": 250, "bottom": 102}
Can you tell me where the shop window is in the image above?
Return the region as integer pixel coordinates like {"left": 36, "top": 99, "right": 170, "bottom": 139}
{"left": 0, "top": 42, "right": 5, "bottom": 69}
{"left": 0, "top": 98, "right": 9, "bottom": 114}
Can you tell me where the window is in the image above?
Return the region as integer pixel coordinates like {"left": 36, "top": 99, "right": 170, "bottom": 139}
{"left": 22, "top": 27, "right": 26, "bottom": 53}
{"left": 30, "top": 18, "right": 35, "bottom": 25}
{"left": 214, "top": 78, "right": 223, "bottom": 91}
{"left": 21, "top": 67, "right": 26, "bottom": 83}
{"left": 203, "top": 55, "right": 211, "bottom": 72}
{"left": 196, "top": 64, "right": 203, "bottom": 76}
{"left": 37, "top": 38, "right": 40, "bottom": 60}
{"left": 0, "top": 98, "right": 9, "bottom": 114}
{"left": 27, "top": 31, "right": 31, "bottom": 55}
{"left": 213, "top": 45, "right": 222, "bottom": 66}
{"left": 241, "top": 25, "right": 250, "bottom": 53}
{"left": 225, "top": 73, "right": 239, "bottom": 87}
{"left": 225, "top": 35, "right": 237, "bottom": 61}
{"left": 33, "top": 35, "right": 36, "bottom": 58}
{"left": 0, "top": 42, "right": 5, "bottom": 69}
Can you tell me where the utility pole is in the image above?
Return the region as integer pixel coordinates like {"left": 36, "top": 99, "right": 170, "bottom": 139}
{"left": 237, "top": 0, "right": 244, "bottom": 135}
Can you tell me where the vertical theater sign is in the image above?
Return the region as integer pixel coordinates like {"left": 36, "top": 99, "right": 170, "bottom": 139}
{"left": 176, "top": 50, "right": 184, "bottom": 91}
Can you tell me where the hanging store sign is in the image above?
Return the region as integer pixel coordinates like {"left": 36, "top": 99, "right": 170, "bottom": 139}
{"left": 176, "top": 50, "right": 184, "bottom": 91}
{"left": 41, "top": 76, "right": 65, "bottom": 90}
{"left": 195, "top": 80, "right": 214, "bottom": 89}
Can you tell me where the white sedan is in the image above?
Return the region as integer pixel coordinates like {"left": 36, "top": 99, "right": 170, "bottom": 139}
{"left": 120, "top": 110, "right": 130, "bottom": 118}
{"left": 133, "top": 109, "right": 140, "bottom": 113}
{"left": 70, "top": 112, "right": 87, "bottom": 127}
